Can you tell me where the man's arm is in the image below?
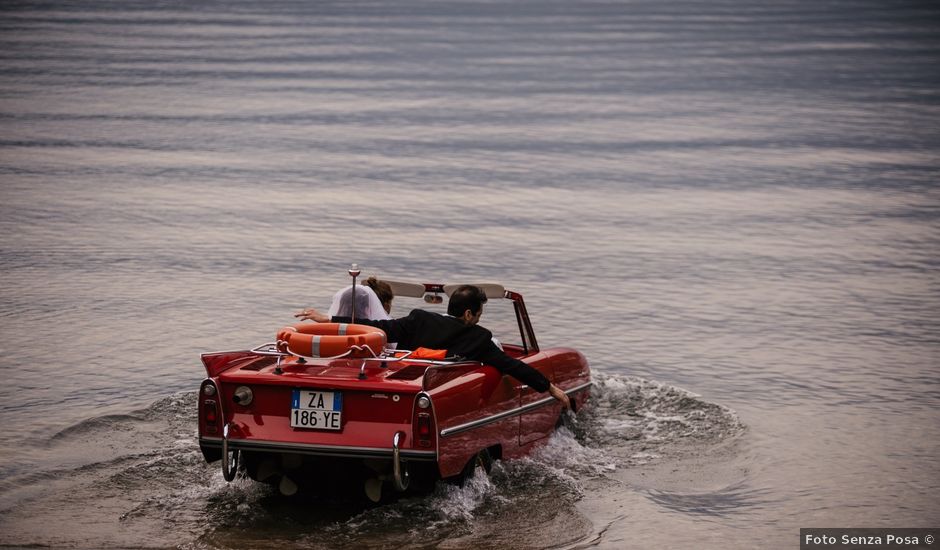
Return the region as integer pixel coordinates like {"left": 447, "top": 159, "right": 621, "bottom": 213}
{"left": 475, "top": 342, "right": 570, "bottom": 409}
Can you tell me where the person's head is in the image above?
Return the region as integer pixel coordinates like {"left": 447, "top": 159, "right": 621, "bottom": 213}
{"left": 447, "top": 285, "right": 488, "bottom": 325}
{"left": 364, "top": 276, "right": 394, "bottom": 314}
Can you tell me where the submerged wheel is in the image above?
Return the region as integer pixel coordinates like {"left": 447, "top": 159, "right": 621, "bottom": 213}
{"left": 456, "top": 448, "right": 493, "bottom": 487}
{"left": 555, "top": 400, "right": 579, "bottom": 432}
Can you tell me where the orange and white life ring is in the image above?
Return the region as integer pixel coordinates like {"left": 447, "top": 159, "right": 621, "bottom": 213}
{"left": 276, "top": 323, "right": 387, "bottom": 358}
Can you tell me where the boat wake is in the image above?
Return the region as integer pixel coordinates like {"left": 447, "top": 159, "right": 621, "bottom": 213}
{"left": 0, "top": 372, "right": 745, "bottom": 549}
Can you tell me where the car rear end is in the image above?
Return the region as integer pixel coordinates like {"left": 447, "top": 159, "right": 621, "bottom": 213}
{"left": 198, "top": 354, "right": 439, "bottom": 499}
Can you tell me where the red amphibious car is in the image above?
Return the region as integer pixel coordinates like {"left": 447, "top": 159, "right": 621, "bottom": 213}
{"left": 197, "top": 280, "right": 591, "bottom": 501}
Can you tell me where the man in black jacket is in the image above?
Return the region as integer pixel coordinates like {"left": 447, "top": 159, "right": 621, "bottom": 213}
{"left": 296, "top": 285, "right": 570, "bottom": 408}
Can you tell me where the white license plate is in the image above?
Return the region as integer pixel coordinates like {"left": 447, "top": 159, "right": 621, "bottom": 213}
{"left": 291, "top": 389, "right": 343, "bottom": 430}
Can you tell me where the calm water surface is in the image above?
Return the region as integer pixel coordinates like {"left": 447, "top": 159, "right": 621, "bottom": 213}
{"left": 1, "top": 0, "right": 938, "bottom": 548}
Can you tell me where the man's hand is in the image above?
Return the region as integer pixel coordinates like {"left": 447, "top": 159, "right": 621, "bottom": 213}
{"left": 548, "top": 383, "right": 571, "bottom": 410}
{"left": 294, "top": 308, "right": 329, "bottom": 323}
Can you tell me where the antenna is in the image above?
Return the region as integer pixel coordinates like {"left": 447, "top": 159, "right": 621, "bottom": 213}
{"left": 348, "top": 263, "right": 361, "bottom": 324}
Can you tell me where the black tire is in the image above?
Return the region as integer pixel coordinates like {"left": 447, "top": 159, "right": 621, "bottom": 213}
{"left": 456, "top": 448, "right": 493, "bottom": 487}
{"left": 556, "top": 400, "right": 579, "bottom": 431}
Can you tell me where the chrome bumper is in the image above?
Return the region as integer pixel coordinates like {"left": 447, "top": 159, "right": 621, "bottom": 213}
{"left": 201, "top": 434, "right": 437, "bottom": 461}
{"left": 208, "top": 426, "right": 428, "bottom": 493}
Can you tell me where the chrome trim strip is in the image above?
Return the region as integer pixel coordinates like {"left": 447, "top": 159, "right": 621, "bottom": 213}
{"left": 439, "top": 380, "right": 593, "bottom": 438}
{"left": 567, "top": 380, "right": 595, "bottom": 394}
{"left": 199, "top": 436, "right": 438, "bottom": 461}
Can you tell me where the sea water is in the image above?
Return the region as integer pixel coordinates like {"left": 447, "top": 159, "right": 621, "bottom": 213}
{"left": 1, "top": 0, "right": 938, "bottom": 548}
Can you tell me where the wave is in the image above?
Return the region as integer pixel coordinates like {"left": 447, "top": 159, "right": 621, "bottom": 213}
{"left": 1, "top": 373, "right": 744, "bottom": 549}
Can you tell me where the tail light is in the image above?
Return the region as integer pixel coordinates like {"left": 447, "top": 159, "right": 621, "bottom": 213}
{"left": 414, "top": 393, "right": 435, "bottom": 448}
{"left": 201, "top": 381, "right": 220, "bottom": 435}
{"left": 418, "top": 413, "right": 431, "bottom": 447}
{"left": 204, "top": 401, "right": 218, "bottom": 425}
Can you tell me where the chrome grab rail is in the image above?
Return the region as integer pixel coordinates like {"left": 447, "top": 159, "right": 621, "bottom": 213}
{"left": 249, "top": 344, "right": 462, "bottom": 366}
{"left": 249, "top": 343, "right": 291, "bottom": 356}
{"left": 258, "top": 341, "right": 383, "bottom": 362}
{"left": 247, "top": 344, "right": 471, "bottom": 383}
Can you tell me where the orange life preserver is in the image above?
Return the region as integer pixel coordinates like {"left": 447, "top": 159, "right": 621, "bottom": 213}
{"left": 276, "top": 323, "right": 387, "bottom": 358}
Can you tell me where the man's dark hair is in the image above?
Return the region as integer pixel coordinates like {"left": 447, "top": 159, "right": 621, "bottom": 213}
{"left": 447, "top": 285, "right": 488, "bottom": 317}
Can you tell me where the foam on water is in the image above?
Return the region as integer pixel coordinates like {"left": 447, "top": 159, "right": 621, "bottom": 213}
{"left": 574, "top": 373, "right": 745, "bottom": 464}
{"left": 0, "top": 372, "right": 744, "bottom": 548}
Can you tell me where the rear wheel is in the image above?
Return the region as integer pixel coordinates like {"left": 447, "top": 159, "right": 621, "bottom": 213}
{"left": 556, "top": 399, "right": 579, "bottom": 432}
{"left": 456, "top": 448, "right": 493, "bottom": 487}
